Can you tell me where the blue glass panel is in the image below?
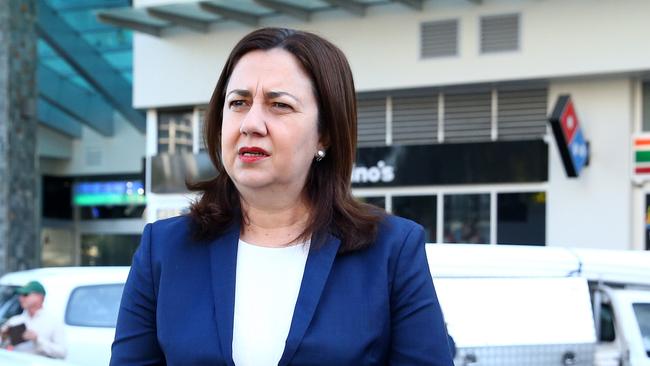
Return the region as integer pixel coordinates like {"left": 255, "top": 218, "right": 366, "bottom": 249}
{"left": 37, "top": 0, "right": 142, "bottom": 133}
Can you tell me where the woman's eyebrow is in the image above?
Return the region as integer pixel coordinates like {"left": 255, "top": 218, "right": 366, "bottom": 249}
{"left": 226, "top": 89, "right": 251, "bottom": 98}
{"left": 266, "top": 91, "right": 302, "bottom": 106}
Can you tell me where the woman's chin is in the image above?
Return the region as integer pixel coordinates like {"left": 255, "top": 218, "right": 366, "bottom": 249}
{"left": 232, "top": 176, "right": 273, "bottom": 191}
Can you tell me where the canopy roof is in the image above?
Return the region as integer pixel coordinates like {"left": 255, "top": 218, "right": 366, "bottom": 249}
{"left": 96, "top": 0, "right": 435, "bottom": 37}
{"left": 37, "top": 0, "right": 143, "bottom": 138}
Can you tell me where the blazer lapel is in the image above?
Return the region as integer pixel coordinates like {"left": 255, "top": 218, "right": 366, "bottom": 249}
{"left": 209, "top": 222, "right": 240, "bottom": 366}
{"left": 278, "top": 233, "right": 341, "bottom": 366}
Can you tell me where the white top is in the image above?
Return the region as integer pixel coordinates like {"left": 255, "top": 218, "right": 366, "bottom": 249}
{"left": 3, "top": 308, "right": 67, "bottom": 359}
{"left": 232, "top": 239, "right": 310, "bottom": 366}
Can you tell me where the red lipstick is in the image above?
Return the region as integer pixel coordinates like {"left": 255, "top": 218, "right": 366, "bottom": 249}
{"left": 238, "top": 146, "right": 270, "bottom": 163}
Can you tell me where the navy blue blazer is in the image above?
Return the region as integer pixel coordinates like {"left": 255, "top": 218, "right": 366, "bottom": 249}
{"left": 110, "top": 215, "right": 454, "bottom": 366}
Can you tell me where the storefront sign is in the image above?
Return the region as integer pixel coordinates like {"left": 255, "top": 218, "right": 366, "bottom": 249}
{"left": 353, "top": 140, "right": 548, "bottom": 187}
{"left": 633, "top": 135, "right": 650, "bottom": 178}
{"left": 352, "top": 161, "right": 395, "bottom": 184}
{"left": 151, "top": 140, "right": 548, "bottom": 193}
{"left": 548, "top": 95, "right": 589, "bottom": 177}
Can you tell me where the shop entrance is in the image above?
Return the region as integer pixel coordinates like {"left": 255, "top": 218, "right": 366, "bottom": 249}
{"left": 355, "top": 186, "right": 546, "bottom": 246}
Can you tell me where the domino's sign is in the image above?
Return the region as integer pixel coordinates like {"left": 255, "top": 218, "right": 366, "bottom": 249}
{"left": 549, "top": 95, "right": 589, "bottom": 178}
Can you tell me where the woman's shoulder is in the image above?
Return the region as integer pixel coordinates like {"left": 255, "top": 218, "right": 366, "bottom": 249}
{"left": 345, "top": 213, "right": 425, "bottom": 258}
{"left": 376, "top": 214, "right": 424, "bottom": 241}
{"left": 145, "top": 214, "right": 194, "bottom": 246}
{"left": 149, "top": 214, "right": 192, "bottom": 233}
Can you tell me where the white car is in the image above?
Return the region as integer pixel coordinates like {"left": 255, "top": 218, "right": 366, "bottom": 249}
{"left": 0, "top": 267, "right": 130, "bottom": 366}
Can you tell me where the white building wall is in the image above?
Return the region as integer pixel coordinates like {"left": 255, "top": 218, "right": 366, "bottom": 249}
{"left": 57, "top": 112, "right": 145, "bottom": 176}
{"left": 547, "top": 77, "right": 634, "bottom": 250}
{"left": 132, "top": 0, "right": 650, "bottom": 108}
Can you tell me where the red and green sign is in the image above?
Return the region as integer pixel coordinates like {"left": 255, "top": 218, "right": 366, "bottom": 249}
{"left": 634, "top": 137, "right": 650, "bottom": 175}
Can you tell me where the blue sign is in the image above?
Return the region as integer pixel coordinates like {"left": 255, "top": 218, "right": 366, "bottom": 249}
{"left": 568, "top": 128, "right": 588, "bottom": 176}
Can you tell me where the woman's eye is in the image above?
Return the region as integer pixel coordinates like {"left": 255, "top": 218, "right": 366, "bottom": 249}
{"left": 272, "top": 102, "right": 292, "bottom": 110}
{"left": 229, "top": 100, "right": 247, "bottom": 108}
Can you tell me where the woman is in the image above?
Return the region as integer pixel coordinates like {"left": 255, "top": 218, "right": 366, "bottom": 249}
{"left": 110, "top": 28, "right": 453, "bottom": 366}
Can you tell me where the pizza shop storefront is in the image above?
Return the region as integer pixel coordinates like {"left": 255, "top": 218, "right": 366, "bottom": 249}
{"left": 351, "top": 140, "right": 548, "bottom": 245}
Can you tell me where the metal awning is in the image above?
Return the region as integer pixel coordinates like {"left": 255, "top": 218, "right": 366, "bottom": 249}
{"left": 96, "top": 0, "right": 433, "bottom": 37}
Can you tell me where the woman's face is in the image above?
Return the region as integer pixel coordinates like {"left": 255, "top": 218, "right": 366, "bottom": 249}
{"left": 221, "top": 48, "right": 321, "bottom": 196}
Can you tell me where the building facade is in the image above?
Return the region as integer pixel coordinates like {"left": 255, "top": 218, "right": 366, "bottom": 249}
{"left": 99, "top": 0, "right": 650, "bottom": 250}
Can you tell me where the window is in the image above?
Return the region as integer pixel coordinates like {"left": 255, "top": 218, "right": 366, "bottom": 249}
{"left": 80, "top": 205, "right": 146, "bottom": 220}
{"left": 497, "top": 192, "right": 545, "bottom": 245}
{"left": 632, "top": 303, "right": 650, "bottom": 357}
{"left": 443, "top": 194, "right": 490, "bottom": 243}
{"left": 197, "top": 107, "right": 207, "bottom": 152}
{"left": 393, "top": 195, "right": 437, "bottom": 243}
{"left": 158, "top": 109, "right": 193, "bottom": 154}
{"left": 81, "top": 234, "right": 140, "bottom": 266}
{"left": 421, "top": 19, "right": 458, "bottom": 58}
{"left": 0, "top": 286, "right": 22, "bottom": 324}
{"left": 641, "top": 81, "right": 650, "bottom": 132}
{"left": 480, "top": 13, "right": 520, "bottom": 53}
{"left": 66, "top": 284, "right": 125, "bottom": 328}
{"left": 0, "top": 285, "right": 16, "bottom": 305}
{"left": 598, "top": 303, "right": 616, "bottom": 342}
{"left": 42, "top": 228, "right": 75, "bottom": 267}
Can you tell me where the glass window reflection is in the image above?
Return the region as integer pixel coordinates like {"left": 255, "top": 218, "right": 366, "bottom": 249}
{"left": 392, "top": 195, "right": 437, "bottom": 243}
{"left": 443, "top": 194, "right": 490, "bottom": 244}
{"left": 158, "top": 110, "right": 193, "bottom": 154}
{"left": 497, "top": 192, "right": 546, "bottom": 246}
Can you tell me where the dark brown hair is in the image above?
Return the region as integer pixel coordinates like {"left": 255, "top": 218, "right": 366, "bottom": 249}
{"left": 188, "top": 27, "right": 383, "bottom": 253}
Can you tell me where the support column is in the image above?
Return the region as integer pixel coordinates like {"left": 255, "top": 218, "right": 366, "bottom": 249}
{"left": 0, "top": 0, "right": 39, "bottom": 274}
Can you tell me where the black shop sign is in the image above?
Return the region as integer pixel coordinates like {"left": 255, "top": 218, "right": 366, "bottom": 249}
{"left": 352, "top": 140, "right": 548, "bottom": 187}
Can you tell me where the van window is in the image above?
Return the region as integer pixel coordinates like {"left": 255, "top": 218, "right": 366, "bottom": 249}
{"left": 65, "top": 284, "right": 124, "bottom": 328}
{"left": 599, "top": 303, "right": 616, "bottom": 342}
{"left": 632, "top": 303, "right": 650, "bottom": 357}
{"left": 0, "top": 285, "right": 15, "bottom": 304}
{"left": 0, "top": 285, "right": 21, "bottom": 325}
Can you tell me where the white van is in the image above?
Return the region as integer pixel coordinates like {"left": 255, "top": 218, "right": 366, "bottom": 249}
{"left": 426, "top": 244, "right": 650, "bottom": 366}
{"left": 0, "top": 267, "right": 130, "bottom": 366}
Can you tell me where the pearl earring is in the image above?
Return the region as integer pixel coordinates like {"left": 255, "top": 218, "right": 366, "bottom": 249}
{"left": 315, "top": 150, "right": 326, "bottom": 162}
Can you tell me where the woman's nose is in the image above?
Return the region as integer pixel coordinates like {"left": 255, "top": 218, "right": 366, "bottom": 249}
{"left": 239, "top": 103, "right": 268, "bottom": 136}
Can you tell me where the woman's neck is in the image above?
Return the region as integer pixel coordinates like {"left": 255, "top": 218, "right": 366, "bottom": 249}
{"left": 239, "top": 195, "right": 310, "bottom": 247}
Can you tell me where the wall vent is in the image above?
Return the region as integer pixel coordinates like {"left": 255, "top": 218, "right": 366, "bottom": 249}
{"left": 480, "top": 13, "right": 520, "bottom": 53}
{"left": 393, "top": 93, "right": 438, "bottom": 145}
{"left": 444, "top": 91, "right": 492, "bottom": 142}
{"left": 357, "top": 97, "right": 387, "bottom": 147}
{"left": 421, "top": 19, "right": 459, "bottom": 58}
{"left": 497, "top": 88, "right": 547, "bottom": 140}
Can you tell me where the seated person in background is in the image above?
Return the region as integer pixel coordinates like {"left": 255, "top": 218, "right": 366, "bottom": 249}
{"left": 0, "top": 281, "right": 66, "bottom": 359}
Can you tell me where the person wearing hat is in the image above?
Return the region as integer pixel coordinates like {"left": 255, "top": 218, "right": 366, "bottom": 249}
{"left": 0, "top": 280, "right": 66, "bottom": 359}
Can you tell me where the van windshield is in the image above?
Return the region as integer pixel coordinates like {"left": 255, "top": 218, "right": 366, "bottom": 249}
{"left": 0, "top": 285, "right": 16, "bottom": 304}
{"left": 633, "top": 303, "right": 650, "bottom": 358}
{"left": 0, "top": 285, "right": 21, "bottom": 325}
